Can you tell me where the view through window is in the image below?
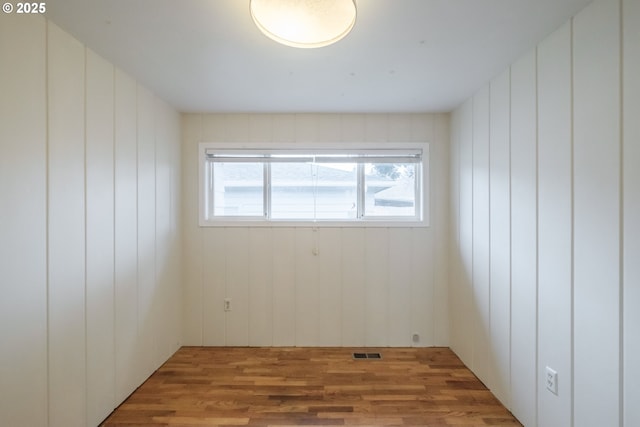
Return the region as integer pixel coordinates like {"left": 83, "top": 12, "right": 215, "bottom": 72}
{"left": 200, "top": 145, "right": 428, "bottom": 226}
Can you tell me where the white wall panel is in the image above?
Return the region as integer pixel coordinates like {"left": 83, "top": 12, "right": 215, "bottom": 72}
{"left": 456, "top": 100, "right": 474, "bottom": 365}
{"left": 225, "top": 114, "right": 250, "bottom": 142}
{"left": 114, "top": 68, "right": 140, "bottom": 402}
{"left": 0, "top": 14, "right": 48, "bottom": 427}
{"left": 509, "top": 49, "right": 538, "bottom": 427}
{"left": 181, "top": 114, "right": 204, "bottom": 345}
{"left": 47, "top": 22, "right": 87, "bottom": 427}
{"left": 364, "top": 114, "right": 389, "bottom": 142}
{"left": 410, "top": 227, "right": 434, "bottom": 346}
{"left": 573, "top": 0, "right": 621, "bottom": 424}
{"left": 85, "top": 48, "right": 115, "bottom": 426}
{"left": 488, "top": 68, "right": 511, "bottom": 407}
{"left": 154, "top": 99, "right": 174, "bottom": 364}
{"left": 365, "top": 228, "right": 390, "bottom": 346}
{"left": 272, "top": 114, "right": 296, "bottom": 143}
{"left": 272, "top": 228, "right": 296, "bottom": 345}
{"left": 624, "top": 0, "right": 640, "bottom": 425}
{"left": 167, "top": 105, "right": 183, "bottom": 354}
{"left": 165, "top": 101, "right": 183, "bottom": 359}
{"left": 472, "top": 87, "right": 491, "bottom": 384}
{"left": 249, "top": 115, "right": 273, "bottom": 143}
{"left": 315, "top": 114, "right": 343, "bottom": 142}
{"left": 295, "top": 228, "right": 320, "bottom": 346}
{"left": 388, "top": 228, "right": 413, "bottom": 346}
{"left": 537, "top": 22, "right": 573, "bottom": 427}
{"left": 249, "top": 228, "right": 274, "bottom": 346}
{"left": 340, "top": 114, "right": 366, "bottom": 142}
{"left": 341, "top": 228, "right": 366, "bottom": 346}
{"left": 448, "top": 109, "right": 462, "bottom": 357}
{"left": 203, "top": 227, "right": 226, "bottom": 345}
{"left": 412, "top": 113, "right": 434, "bottom": 143}
{"left": 225, "top": 227, "right": 250, "bottom": 346}
{"left": 388, "top": 114, "right": 412, "bottom": 141}
{"left": 318, "top": 228, "right": 343, "bottom": 346}
{"left": 433, "top": 115, "right": 450, "bottom": 345}
{"left": 136, "top": 85, "right": 157, "bottom": 378}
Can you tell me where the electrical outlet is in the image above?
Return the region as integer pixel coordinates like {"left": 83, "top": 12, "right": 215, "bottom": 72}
{"left": 545, "top": 366, "right": 558, "bottom": 395}
{"left": 224, "top": 298, "right": 232, "bottom": 312}
{"left": 412, "top": 333, "right": 420, "bottom": 343}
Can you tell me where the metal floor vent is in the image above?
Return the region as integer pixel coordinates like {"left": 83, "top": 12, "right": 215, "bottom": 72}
{"left": 353, "top": 352, "right": 382, "bottom": 359}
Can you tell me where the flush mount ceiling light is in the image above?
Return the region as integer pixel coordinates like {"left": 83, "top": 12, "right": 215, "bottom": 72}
{"left": 250, "top": 0, "right": 357, "bottom": 48}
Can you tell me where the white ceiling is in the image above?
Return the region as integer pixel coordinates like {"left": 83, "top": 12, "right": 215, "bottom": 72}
{"left": 45, "top": 0, "right": 592, "bottom": 113}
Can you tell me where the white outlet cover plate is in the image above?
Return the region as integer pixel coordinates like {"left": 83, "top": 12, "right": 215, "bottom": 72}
{"left": 545, "top": 366, "right": 558, "bottom": 395}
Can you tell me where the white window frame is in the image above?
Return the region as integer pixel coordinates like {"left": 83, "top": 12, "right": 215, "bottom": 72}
{"left": 198, "top": 142, "right": 430, "bottom": 227}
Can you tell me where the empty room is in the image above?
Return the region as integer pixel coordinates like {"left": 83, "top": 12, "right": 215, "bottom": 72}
{"left": 0, "top": 0, "right": 638, "bottom": 426}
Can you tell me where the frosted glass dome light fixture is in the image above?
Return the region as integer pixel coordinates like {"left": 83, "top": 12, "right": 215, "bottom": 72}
{"left": 250, "top": 0, "right": 357, "bottom": 48}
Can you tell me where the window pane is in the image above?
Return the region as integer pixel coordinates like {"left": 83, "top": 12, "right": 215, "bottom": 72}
{"left": 364, "top": 163, "right": 416, "bottom": 217}
{"left": 271, "top": 162, "right": 357, "bottom": 220}
{"left": 212, "top": 162, "right": 263, "bottom": 216}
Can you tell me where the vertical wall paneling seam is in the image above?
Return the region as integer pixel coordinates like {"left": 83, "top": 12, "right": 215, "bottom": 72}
{"left": 152, "top": 94, "right": 157, "bottom": 363}
{"left": 458, "top": 112, "right": 468, "bottom": 352}
{"left": 83, "top": 46, "right": 89, "bottom": 427}
{"left": 431, "top": 225, "right": 436, "bottom": 346}
{"left": 222, "top": 228, "right": 227, "bottom": 345}
{"left": 387, "top": 227, "right": 391, "bottom": 345}
{"left": 363, "top": 228, "right": 368, "bottom": 346}
{"left": 271, "top": 227, "right": 276, "bottom": 346}
{"left": 507, "top": 65, "right": 513, "bottom": 411}
{"left": 248, "top": 229, "right": 253, "bottom": 344}
{"left": 618, "top": 0, "right": 625, "bottom": 424}
{"left": 338, "top": 228, "right": 343, "bottom": 347}
{"left": 293, "top": 228, "right": 296, "bottom": 346}
{"left": 135, "top": 85, "right": 140, "bottom": 346}
{"left": 457, "top": 110, "right": 462, "bottom": 353}
{"left": 44, "top": 18, "right": 51, "bottom": 427}
{"left": 199, "top": 115, "right": 205, "bottom": 346}
{"left": 486, "top": 87, "right": 492, "bottom": 382}
{"left": 111, "top": 64, "right": 117, "bottom": 410}
{"left": 534, "top": 46, "right": 540, "bottom": 427}
{"left": 248, "top": 229, "right": 252, "bottom": 345}
{"left": 410, "top": 227, "right": 415, "bottom": 347}
{"left": 470, "top": 98, "right": 475, "bottom": 368}
{"left": 569, "top": 16, "right": 575, "bottom": 427}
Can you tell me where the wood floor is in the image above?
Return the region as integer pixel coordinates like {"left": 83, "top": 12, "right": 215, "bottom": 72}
{"left": 101, "top": 347, "right": 522, "bottom": 427}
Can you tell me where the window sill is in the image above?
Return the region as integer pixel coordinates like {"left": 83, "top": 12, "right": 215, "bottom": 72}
{"left": 198, "top": 219, "right": 429, "bottom": 228}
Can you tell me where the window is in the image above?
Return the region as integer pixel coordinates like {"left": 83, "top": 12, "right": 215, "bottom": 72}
{"left": 199, "top": 143, "right": 429, "bottom": 226}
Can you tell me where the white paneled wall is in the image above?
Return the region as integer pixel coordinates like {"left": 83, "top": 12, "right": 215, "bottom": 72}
{"left": 0, "top": 15, "right": 182, "bottom": 427}
{"left": 0, "top": 14, "right": 48, "bottom": 427}
{"left": 472, "top": 87, "right": 490, "bottom": 384}
{"left": 623, "top": 2, "right": 640, "bottom": 427}
{"left": 488, "top": 68, "right": 511, "bottom": 408}
{"left": 509, "top": 49, "right": 538, "bottom": 427}
{"left": 537, "top": 21, "right": 573, "bottom": 427}
{"left": 182, "top": 113, "right": 450, "bottom": 347}
{"left": 85, "top": 48, "right": 116, "bottom": 426}
{"left": 114, "top": 68, "right": 142, "bottom": 402}
{"left": 471, "top": 86, "right": 489, "bottom": 382}
{"left": 449, "top": 0, "right": 637, "bottom": 425}
{"left": 47, "top": 23, "right": 87, "bottom": 426}
{"left": 573, "top": 0, "right": 621, "bottom": 425}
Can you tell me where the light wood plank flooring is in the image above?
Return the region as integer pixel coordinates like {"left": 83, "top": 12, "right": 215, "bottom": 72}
{"left": 101, "top": 347, "right": 522, "bottom": 426}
